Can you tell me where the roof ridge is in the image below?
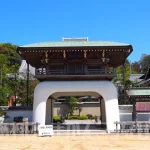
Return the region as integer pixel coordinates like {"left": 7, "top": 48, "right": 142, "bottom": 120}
{"left": 20, "top": 40, "right": 131, "bottom": 47}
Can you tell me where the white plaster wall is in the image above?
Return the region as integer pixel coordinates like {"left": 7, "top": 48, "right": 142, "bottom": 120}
{"left": 19, "top": 60, "right": 35, "bottom": 75}
{"left": 137, "top": 113, "right": 150, "bottom": 121}
{"left": 120, "top": 113, "right": 132, "bottom": 121}
{"left": 33, "top": 81, "right": 119, "bottom": 131}
{"left": 120, "top": 113, "right": 150, "bottom": 121}
{"left": 53, "top": 102, "right": 101, "bottom": 116}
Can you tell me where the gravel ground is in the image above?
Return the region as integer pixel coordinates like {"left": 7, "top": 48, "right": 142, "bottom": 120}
{"left": 0, "top": 134, "right": 150, "bottom": 150}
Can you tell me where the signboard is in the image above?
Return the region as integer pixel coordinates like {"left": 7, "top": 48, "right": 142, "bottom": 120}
{"left": 38, "top": 125, "right": 53, "bottom": 136}
{"left": 136, "top": 102, "right": 150, "bottom": 112}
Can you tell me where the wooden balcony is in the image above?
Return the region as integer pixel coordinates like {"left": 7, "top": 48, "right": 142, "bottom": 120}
{"left": 35, "top": 68, "right": 116, "bottom": 81}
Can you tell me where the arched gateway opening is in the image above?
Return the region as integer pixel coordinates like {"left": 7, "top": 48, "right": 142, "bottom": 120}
{"left": 33, "top": 80, "right": 119, "bottom": 131}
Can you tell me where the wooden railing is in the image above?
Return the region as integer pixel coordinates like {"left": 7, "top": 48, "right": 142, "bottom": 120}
{"left": 114, "top": 121, "right": 150, "bottom": 133}
{"left": 36, "top": 68, "right": 115, "bottom": 76}
{"left": 36, "top": 68, "right": 65, "bottom": 75}
{"left": 85, "top": 68, "right": 115, "bottom": 75}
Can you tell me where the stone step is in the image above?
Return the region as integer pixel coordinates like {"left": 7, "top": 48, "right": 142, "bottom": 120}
{"left": 53, "top": 130, "right": 107, "bottom": 135}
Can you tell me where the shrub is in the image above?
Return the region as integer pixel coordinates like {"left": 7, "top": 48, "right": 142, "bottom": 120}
{"left": 92, "top": 116, "right": 97, "bottom": 120}
{"left": 68, "top": 115, "right": 79, "bottom": 120}
{"left": 53, "top": 116, "right": 61, "bottom": 123}
{"left": 67, "top": 115, "right": 88, "bottom": 120}
{"left": 86, "top": 114, "right": 92, "bottom": 119}
{"left": 0, "top": 110, "right": 6, "bottom": 117}
{"left": 78, "top": 115, "right": 88, "bottom": 120}
{"left": 53, "top": 116, "right": 60, "bottom": 120}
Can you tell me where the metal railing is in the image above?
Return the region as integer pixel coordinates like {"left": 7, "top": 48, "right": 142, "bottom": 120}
{"left": 0, "top": 122, "right": 39, "bottom": 134}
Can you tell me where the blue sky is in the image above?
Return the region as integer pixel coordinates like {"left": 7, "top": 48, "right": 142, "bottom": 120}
{"left": 0, "top": 0, "right": 150, "bottom": 62}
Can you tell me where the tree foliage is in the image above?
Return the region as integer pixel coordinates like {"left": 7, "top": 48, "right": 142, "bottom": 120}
{"left": 0, "top": 43, "right": 21, "bottom": 105}
{"left": 0, "top": 43, "right": 21, "bottom": 66}
{"left": 114, "top": 59, "right": 137, "bottom": 104}
{"left": 140, "top": 54, "right": 150, "bottom": 73}
{"left": 65, "top": 96, "right": 78, "bottom": 116}
{"left": 116, "top": 59, "right": 130, "bottom": 85}
{"left": 0, "top": 43, "right": 39, "bottom": 106}
{"left": 17, "top": 72, "right": 39, "bottom": 106}
{"left": 131, "top": 61, "right": 141, "bottom": 74}
{"left": 0, "top": 86, "right": 13, "bottom": 106}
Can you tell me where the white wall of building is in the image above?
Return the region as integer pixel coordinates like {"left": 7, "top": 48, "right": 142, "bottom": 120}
{"left": 120, "top": 113, "right": 150, "bottom": 121}
{"left": 33, "top": 81, "right": 119, "bottom": 131}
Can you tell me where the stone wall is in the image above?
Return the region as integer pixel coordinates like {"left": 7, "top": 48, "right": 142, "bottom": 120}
{"left": 53, "top": 102, "right": 100, "bottom": 116}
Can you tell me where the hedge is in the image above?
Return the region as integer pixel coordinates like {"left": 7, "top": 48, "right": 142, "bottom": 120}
{"left": 53, "top": 115, "right": 96, "bottom": 121}
{"left": 68, "top": 115, "right": 88, "bottom": 120}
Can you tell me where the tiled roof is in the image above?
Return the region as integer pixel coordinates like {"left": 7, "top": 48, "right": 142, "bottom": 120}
{"left": 129, "top": 74, "right": 144, "bottom": 82}
{"left": 20, "top": 40, "right": 131, "bottom": 48}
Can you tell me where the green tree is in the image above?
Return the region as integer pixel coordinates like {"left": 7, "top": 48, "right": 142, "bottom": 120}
{"left": 116, "top": 59, "right": 130, "bottom": 85}
{"left": 0, "top": 86, "right": 13, "bottom": 106}
{"left": 114, "top": 60, "right": 135, "bottom": 104}
{"left": 140, "top": 54, "right": 150, "bottom": 73}
{"left": 0, "top": 54, "right": 7, "bottom": 87}
{"left": 65, "top": 96, "right": 78, "bottom": 116}
{"left": 0, "top": 43, "right": 21, "bottom": 66}
{"left": 0, "top": 43, "right": 22, "bottom": 105}
{"left": 131, "top": 61, "right": 141, "bottom": 74}
{"left": 17, "top": 72, "right": 39, "bottom": 106}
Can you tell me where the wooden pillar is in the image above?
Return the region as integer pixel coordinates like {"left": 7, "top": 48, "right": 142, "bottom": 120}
{"left": 51, "top": 98, "right": 53, "bottom": 124}
{"left": 99, "top": 98, "right": 102, "bottom": 121}
{"left": 84, "top": 60, "right": 87, "bottom": 75}
{"left": 45, "top": 98, "right": 54, "bottom": 125}
{"left": 122, "top": 62, "right": 125, "bottom": 103}
{"left": 101, "top": 98, "right": 106, "bottom": 123}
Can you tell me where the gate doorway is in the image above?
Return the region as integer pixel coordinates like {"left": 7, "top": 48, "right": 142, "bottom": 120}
{"left": 33, "top": 80, "right": 119, "bottom": 131}
{"left": 45, "top": 94, "right": 106, "bottom": 130}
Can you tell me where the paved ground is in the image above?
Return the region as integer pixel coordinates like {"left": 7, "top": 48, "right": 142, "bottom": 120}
{"left": 0, "top": 134, "right": 150, "bottom": 150}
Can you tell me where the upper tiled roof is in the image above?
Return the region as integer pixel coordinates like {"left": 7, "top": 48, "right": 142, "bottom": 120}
{"left": 20, "top": 40, "right": 131, "bottom": 48}
{"left": 129, "top": 74, "right": 144, "bottom": 82}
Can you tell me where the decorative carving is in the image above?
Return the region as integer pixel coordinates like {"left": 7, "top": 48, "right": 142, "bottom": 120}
{"left": 101, "top": 50, "right": 109, "bottom": 64}
{"left": 41, "top": 51, "right": 49, "bottom": 64}
{"left": 84, "top": 50, "right": 87, "bottom": 58}
{"left": 102, "top": 50, "right": 105, "bottom": 58}
{"left": 63, "top": 50, "right": 66, "bottom": 59}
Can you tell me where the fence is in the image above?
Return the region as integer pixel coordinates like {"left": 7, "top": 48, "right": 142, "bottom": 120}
{"left": 0, "top": 122, "right": 39, "bottom": 134}
{"left": 114, "top": 121, "right": 150, "bottom": 133}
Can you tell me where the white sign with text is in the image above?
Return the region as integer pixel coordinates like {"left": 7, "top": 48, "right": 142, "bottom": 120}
{"left": 38, "top": 125, "right": 53, "bottom": 136}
